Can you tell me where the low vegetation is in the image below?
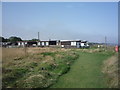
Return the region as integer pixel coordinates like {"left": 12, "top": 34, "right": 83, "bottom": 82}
{"left": 2, "top": 47, "right": 117, "bottom": 88}
{"left": 51, "top": 50, "right": 115, "bottom": 88}
{"left": 2, "top": 47, "right": 79, "bottom": 88}
{"left": 102, "top": 53, "right": 118, "bottom": 88}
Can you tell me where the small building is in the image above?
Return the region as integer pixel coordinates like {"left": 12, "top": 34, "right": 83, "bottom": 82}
{"left": 17, "top": 40, "right": 89, "bottom": 48}
{"left": 37, "top": 40, "right": 58, "bottom": 47}
{"left": 81, "top": 40, "right": 89, "bottom": 48}
{"left": 17, "top": 40, "right": 58, "bottom": 47}
{"left": 80, "top": 40, "right": 89, "bottom": 48}
{"left": 17, "top": 41, "right": 37, "bottom": 47}
{"left": 37, "top": 41, "right": 49, "bottom": 47}
{"left": 60, "top": 40, "right": 81, "bottom": 48}
{"left": 60, "top": 40, "right": 89, "bottom": 48}
{"left": 49, "top": 41, "right": 57, "bottom": 45}
{"left": 60, "top": 40, "right": 71, "bottom": 48}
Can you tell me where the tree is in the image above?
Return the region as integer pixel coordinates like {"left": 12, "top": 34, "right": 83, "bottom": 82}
{"left": 5, "top": 38, "right": 10, "bottom": 42}
{"left": 0, "top": 36, "right": 8, "bottom": 42}
{"left": 0, "top": 36, "right": 4, "bottom": 42}
{"left": 9, "top": 36, "right": 22, "bottom": 43}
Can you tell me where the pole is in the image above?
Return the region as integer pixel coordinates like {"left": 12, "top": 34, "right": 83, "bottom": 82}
{"left": 105, "top": 36, "right": 107, "bottom": 50}
{"left": 38, "top": 32, "right": 40, "bottom": 41}
{"left": 24, "top": 44, "right": 27, "bottom": 56}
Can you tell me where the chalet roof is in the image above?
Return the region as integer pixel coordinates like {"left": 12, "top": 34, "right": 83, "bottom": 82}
{"left": 17, "top": 41, "right": 37, "bottom": 42}
{"left": 17, "top": 40, "right": 60, "bottom": 42}
{"left": 60, "top": 40, "right": 81, "bottom": 42}
{"left": 17, "top": 40, "right": 88, "bottom": 43}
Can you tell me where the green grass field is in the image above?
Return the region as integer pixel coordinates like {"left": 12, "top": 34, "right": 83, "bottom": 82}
{"left": 51, "top": 51, "right": 114, "bottom": 88}
{"left": 2, "top": 47, "right": 115, "bottom": 88}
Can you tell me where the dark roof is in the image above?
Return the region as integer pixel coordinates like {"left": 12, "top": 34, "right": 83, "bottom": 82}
{"left": 17, "top": 41, "right": 37, "bottom": 42}
{"left": 60, "top": 40, "right": 81, "bottom": 42}
{"left": 81, "top": 41, "right": 87, "bottom": 43}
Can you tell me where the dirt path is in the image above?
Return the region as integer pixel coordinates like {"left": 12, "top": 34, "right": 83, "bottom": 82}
{"left": 51, "top": 52, "right": 111, "bottom": 88}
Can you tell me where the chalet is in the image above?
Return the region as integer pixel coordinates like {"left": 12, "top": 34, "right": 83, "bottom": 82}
{"left": 60, "top": 40, "right": 77, "bottom": 48}
{"left": 81, "top": 40, "right": 89, "bottom": 48}
{"left": 60, "top": 40, "right": 89, "bottom": 48}
{"left": 17, "top": 41, "right": 37, "bottom": 47}
{"left": 60, "top": 40, "right": 81, "bottom": 48}
{"left": 49, "top": 40, "right": 57, "bottom": 45}
{"left": 17, "top": 40, "right": 89, "bottom": 48}
{"left": 17, "top": 40, "right": 58, "bottom": 47}
{"left": 37, "top": 41, "right": 49, "bottom": 47}
{"left": 1, "top": 42, "right": 18, "bottom": 47}
{"left": 37, "top": 40, "right": 60, "bottom": 47}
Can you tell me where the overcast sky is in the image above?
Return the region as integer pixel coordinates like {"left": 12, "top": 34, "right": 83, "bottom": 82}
{"left": 2, "top": 2, "right": 118, "bottom": 44}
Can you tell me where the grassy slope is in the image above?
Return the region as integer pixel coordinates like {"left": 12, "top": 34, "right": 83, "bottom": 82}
{"left": 51, "top": 51, "right": 113, "bottom": 88}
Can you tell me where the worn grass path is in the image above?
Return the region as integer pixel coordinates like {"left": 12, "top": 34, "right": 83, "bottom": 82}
{"left": 51, "top": 51, "right": 113, "bottom": 88}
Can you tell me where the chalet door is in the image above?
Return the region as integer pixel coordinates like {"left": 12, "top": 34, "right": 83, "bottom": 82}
{"left": 76, "top": 42, "right": 80, "bottom": 48}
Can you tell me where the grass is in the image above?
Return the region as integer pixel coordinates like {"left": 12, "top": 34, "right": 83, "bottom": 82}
{"left": 102, "top": 53, "right": 118, "bottom": 88}
{"left": 41, "top": 52, "right": 56, "bottom": 57}
{"left": 2, "top": 47, "right": 115, "bottom": 88}
{"left": 51, "top": 51, "right": 114, "bottom": 88}
{"left": 2, "top": 47, "right": 79, "bottom": 88}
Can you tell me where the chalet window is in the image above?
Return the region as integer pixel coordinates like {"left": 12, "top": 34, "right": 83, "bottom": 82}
{"left": 18, "top": 42, "right": 21, "bottom": 46}
{"left": 22, "top": 42, "right": 24, "bottom": 45}
{"left": 25, "top": 42, "right": 27, "bottom": 44}
{"left": 81, "top": 43, "right": 85, "bottom": 47}
{"left": 42, "top": 42, "right": 44, "bottom": 46}
{"left": 38, "top": 42, "right": 40, "bottom": 45}
{"left": 46, "top": 42, "right": 49, "bottom": 46}
{"left": 71, "top": 42, "right": 76, "bottom": 46}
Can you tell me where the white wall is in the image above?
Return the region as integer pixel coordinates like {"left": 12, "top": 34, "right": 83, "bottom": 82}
{"left": 25, "top": 42, "right": 27, "bottom": 45}
{"left": 61, "top": 45, "right": 64, "bottom": 47}
{"left": 38, "top": 42, "right": 40, "bottom": 46}
{"left": 81, "top": 43, "right": 85, "bottom": 47}
{"left": 71, "top": 42, "right": 76, "bottom": 46}
{"left": 22, "top": 42, "right": 24, "bottom": 46}
{"left": 18, "top": 42, "right": 21, "bottom": 46}
{"left": 42, "top": 42, "right": 44, "bottom": 46}
{"left": 46, "top": 42, "right": 49, "bottom": 46}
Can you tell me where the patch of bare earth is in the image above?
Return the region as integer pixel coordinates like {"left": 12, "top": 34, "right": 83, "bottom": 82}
{"left": 102, "top": 54, "right": 118, "bottom": 88}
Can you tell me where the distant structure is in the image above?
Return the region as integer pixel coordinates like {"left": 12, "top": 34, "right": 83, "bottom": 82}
{"left": 17, "top": 40, "right": 89, "bottom": 48}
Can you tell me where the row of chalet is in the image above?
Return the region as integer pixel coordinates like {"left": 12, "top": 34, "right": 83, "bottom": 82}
{"left": 17, "top": 40, "right": 89, "bottom": 48}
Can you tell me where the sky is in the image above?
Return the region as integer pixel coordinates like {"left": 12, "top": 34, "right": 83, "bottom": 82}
{"left": 2, "top": 2, "right": 118, "bottom": 44}
{"left": 0, "top": 2, "right": 1, "bottom": 37}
